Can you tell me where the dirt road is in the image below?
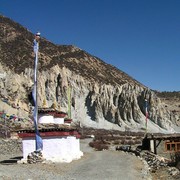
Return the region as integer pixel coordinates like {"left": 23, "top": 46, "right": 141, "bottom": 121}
{"left": 62, "top": 150, "right": 147, "bottom": 180}
{"left": 0, "top": 139, "right": 150, "bottom": 180}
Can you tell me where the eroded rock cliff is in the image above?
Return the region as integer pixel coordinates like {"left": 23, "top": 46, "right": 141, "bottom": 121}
{"left": 0, "top": 15, "right": 179, "bottom": 132}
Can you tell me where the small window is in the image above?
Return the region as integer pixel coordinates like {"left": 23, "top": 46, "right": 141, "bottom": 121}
{"left": 166, "top": 144, "right": 171, "bottom": 151}
{"left": 177, "top": 143, "right": 180, "bottom": 151}
{"left": 172, "top": 144, "right": 176, "bottom": 151}
{"left": 165, "top": 142, "right": 180, "bottom": 152}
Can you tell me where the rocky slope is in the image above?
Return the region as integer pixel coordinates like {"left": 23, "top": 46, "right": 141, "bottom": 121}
{"left": 0, "top": 15, "right": 179, "bottom": 133}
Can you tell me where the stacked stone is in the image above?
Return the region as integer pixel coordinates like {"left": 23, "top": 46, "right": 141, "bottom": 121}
{"left": 142, "top": 151, "right": 168, "bottom": 173}
{"left": 27, "top": 151, "right": 44, "bottom": 164}
{"left": 116, "top": 145, "right": 141, "bottom": 156}
{"left": 168, "top": 167, "right": 180, "bottom": 177}
{"left": 116, "top": 145, "right": 131, "bottom": 152}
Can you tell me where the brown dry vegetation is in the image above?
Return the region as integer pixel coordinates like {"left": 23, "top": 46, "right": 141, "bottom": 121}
{"left": 79, "top": 127, "right": 145, "bottom": 151}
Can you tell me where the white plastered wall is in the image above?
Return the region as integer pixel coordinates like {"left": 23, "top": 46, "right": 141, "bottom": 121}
{"left": 22, "top": 136, "right": 83, "bottom": 163}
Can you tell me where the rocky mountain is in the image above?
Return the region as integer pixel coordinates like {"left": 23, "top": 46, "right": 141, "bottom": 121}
{"left": 0, "top": 15, "right": 179, "bottom": 133}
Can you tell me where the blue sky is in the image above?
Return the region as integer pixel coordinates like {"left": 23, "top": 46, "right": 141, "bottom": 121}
{"left": 1, "top": 0, "right": 180, "bottom": 91}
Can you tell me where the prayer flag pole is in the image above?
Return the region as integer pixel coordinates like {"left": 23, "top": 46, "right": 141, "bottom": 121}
{"left": 33, "top": 32, "right": 43, "bottom": 151}
{"left": 145, "top": 99, "right": 148, "bottom": 132}
{"left": 67, "top": 83, "right": 71, "bottom": 119}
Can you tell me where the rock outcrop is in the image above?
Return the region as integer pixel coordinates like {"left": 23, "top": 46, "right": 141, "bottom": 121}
{"left": 0, "top": 15, "right": 179, "bottom": 133}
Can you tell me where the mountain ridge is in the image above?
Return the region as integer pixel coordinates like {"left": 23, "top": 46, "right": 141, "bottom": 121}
{"left": 0, "top": 15, "right": 179, "bottom": 133}
{"left": 0, "top": 15, "right": 144, "bottom": 87}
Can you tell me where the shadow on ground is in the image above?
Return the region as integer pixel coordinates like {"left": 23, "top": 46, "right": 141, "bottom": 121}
{"left": 0, "top": 156, "right": 23, "bottom": 165}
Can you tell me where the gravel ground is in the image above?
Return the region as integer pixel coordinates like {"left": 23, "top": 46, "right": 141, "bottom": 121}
{"left": 0, "top": 138, "right": 151, "bottom": 180}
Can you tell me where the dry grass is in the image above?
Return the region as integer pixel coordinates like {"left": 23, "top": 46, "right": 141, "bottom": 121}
{"left": 78, "top": 127, "right": 145, "bottom": 151}
{"left": 89, "top": 140, "right": 109, "bottom": 151}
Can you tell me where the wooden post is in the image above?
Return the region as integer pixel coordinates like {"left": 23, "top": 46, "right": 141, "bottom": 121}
{"left": 150, "top": 140, "right": 154, "bottom": 152}
{"left": 154, "top": 139, "right": 157, "bottom": 154}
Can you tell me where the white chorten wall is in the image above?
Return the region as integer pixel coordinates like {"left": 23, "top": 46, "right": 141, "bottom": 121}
{"left": 38, "top": 113, "right": 65, "bottom": 124}
{"left": 22, "top": 136, "right": 83, "bottom": 163}
{"left": 38, "top": 114, "right": 54, "bottom": 124}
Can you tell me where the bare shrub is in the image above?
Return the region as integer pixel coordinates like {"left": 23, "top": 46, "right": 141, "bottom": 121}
{"left": 104, "top": 136, "right": 114, "bottom": 141}
{"left": 89, "top": 140, "right": 109, "bottom": 151}
{"left": 121, "top": 139, "right": 129, "bottom": 145}
{"left": 113, "top": 140, "right": 120, "bottom": 145}
{"left": 95, "top": 144, "right": 109, "bottom": 151}
{"left": 125, "top": 136, "right": 132, "bottom": 140}
{"left": 134, "top": 139, "right": 142, "bottom": 145}
{"left": 89, "top": 141, "right": 95, "bottom": 148}
{"left": 170, "top": 152, "right": 180, "bottom": 170}
{"left": 126, "top": 140, "right": 135, "bottom": 145}
{"left": 118, "top": 136, "right": 124, "bottom": 140}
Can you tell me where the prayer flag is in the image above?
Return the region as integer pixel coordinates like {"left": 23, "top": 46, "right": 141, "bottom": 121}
{"left": 145, "top": 99, "right": 148, "bottom": 131}
{"left": 33, "top": 35, "right": 43, "bottom": 151}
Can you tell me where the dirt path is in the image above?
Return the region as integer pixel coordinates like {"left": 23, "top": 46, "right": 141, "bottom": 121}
{"left": 62, "top": 150, "right": 146, "bottom": 180}
{"left": 0, "top": 139, "right": 150, "bottom": 180}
